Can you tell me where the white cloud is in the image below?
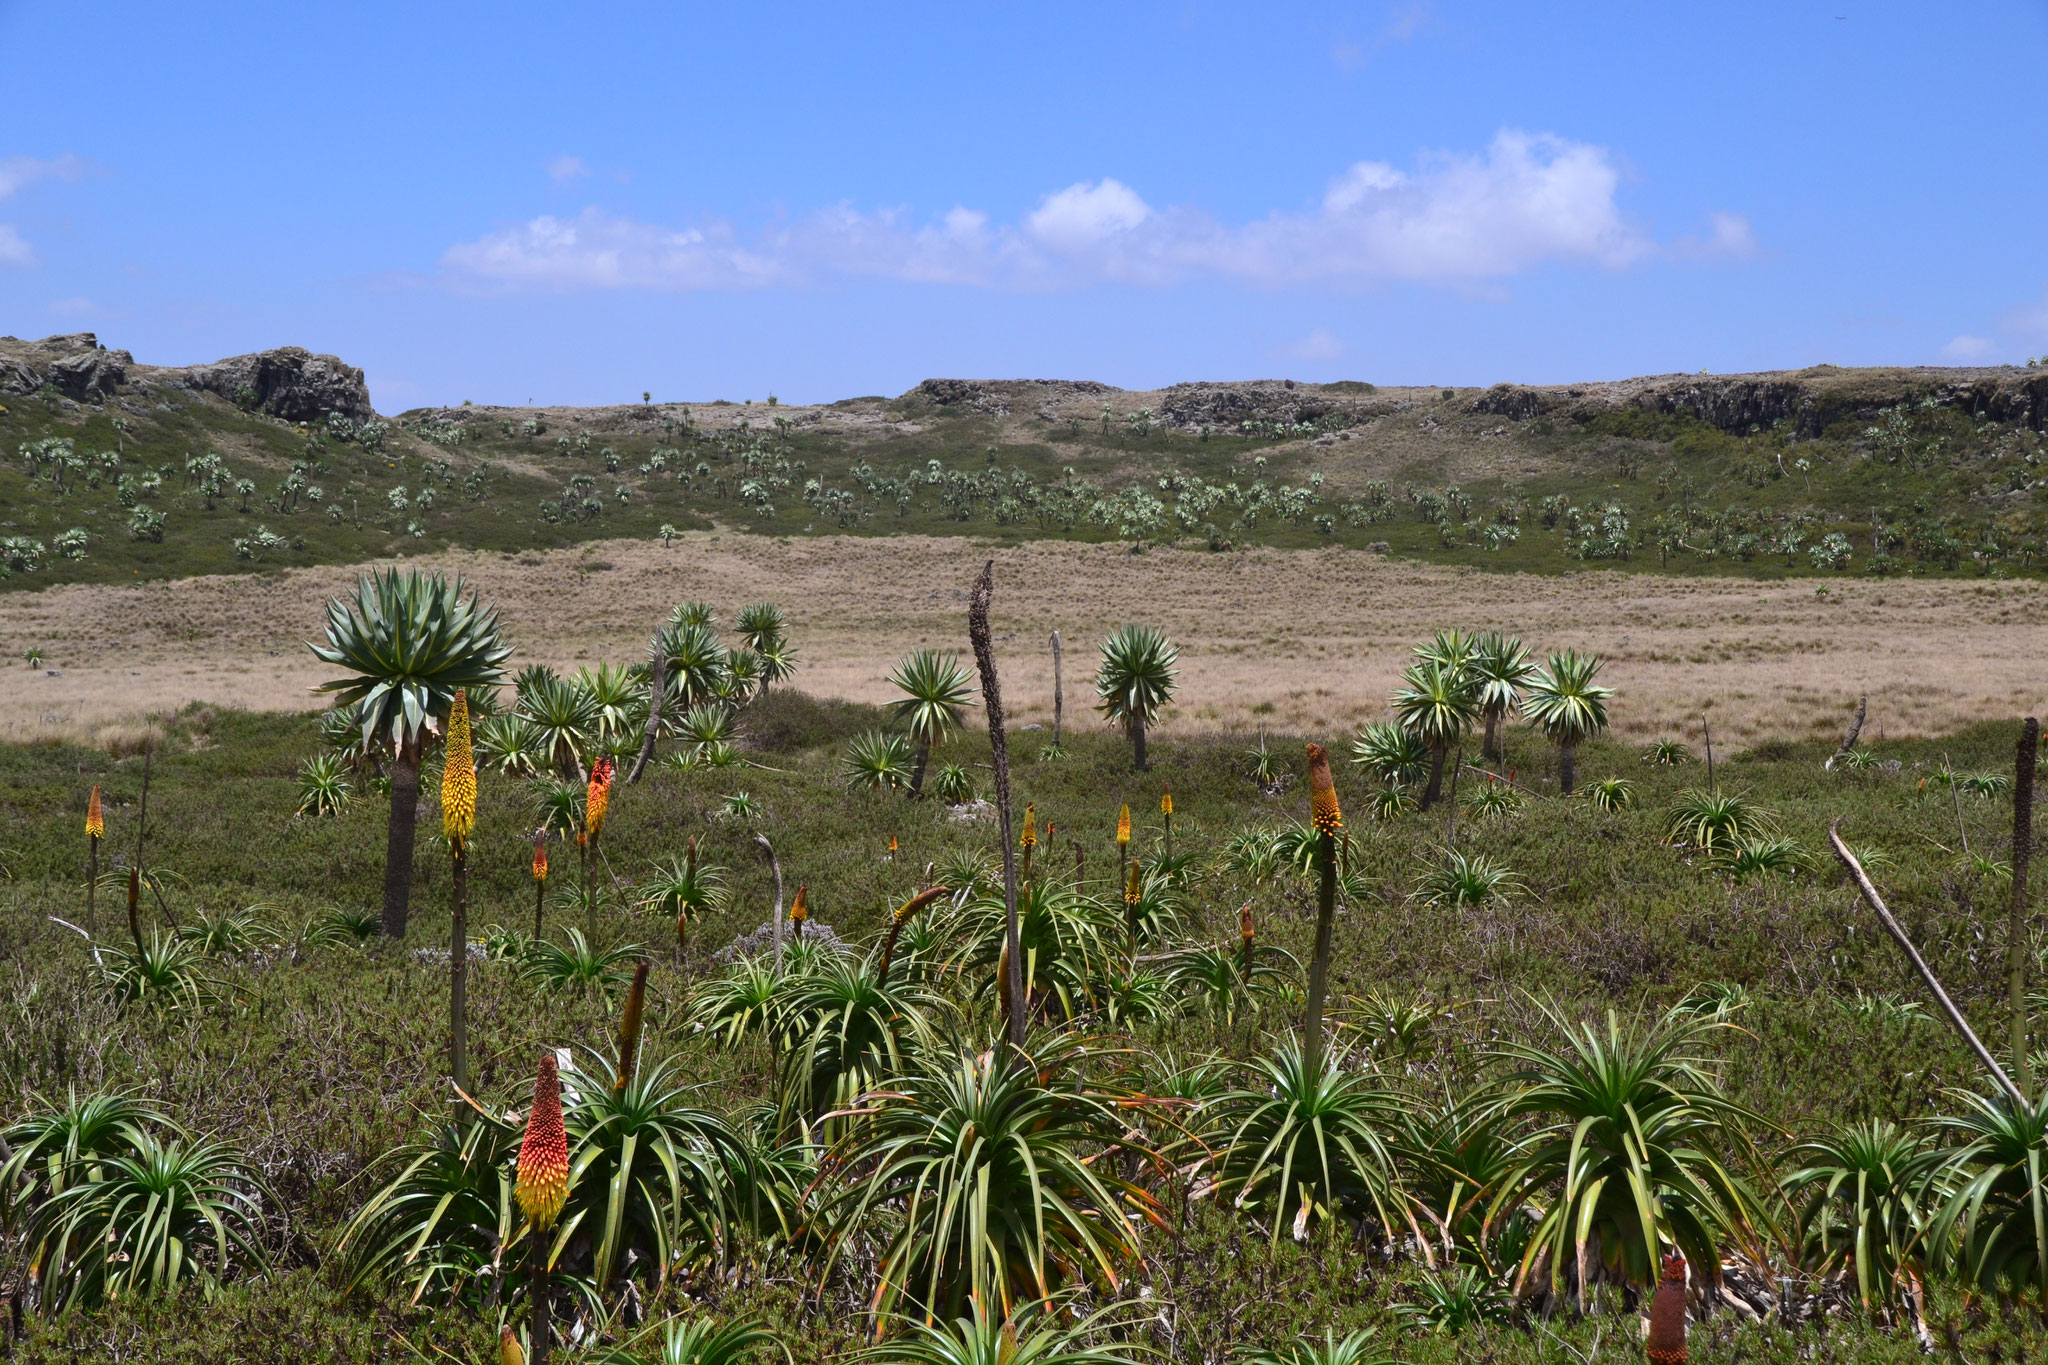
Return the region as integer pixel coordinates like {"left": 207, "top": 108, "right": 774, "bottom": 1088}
{"left": 0, "top": 225, "right": 32, "bottom": 267}
{"left": 1024, "top": 179, "right": 1152, "bottom": 247}
{"left": 1940, "top": 334, "right": 1997, "bottom": 362}
{"left": 442, "top": 208, "right": 792, "bottom": 290}
{"left": 1283, "top": 327, "right": 1346, "bottom": 361}
{"left": 0, "top": 153, "right": 85, "bottom": 201}
{"left": 444, "top": 129, "right": 1735, "bottom": 294}
{"left": 547, "top": 155, "right": 589, "bottom": 185}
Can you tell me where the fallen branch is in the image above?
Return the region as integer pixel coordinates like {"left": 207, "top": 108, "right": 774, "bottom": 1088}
{"left": 1459, "top": 764, "right": 1551, "bottom": 800}
{"left": 1829, "top": 819, "right": 2025, "bottom": 1107}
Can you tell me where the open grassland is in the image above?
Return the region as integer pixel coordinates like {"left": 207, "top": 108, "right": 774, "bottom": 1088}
{"left": 1, "top": 695, "right": 2046, "bottom": 1361}
{"left": 1, "top": 530, "right": 2043, "bottom": 748}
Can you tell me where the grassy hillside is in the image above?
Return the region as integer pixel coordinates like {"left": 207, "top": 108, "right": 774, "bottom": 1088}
{"left": 3, "top": 682, "right": 2048, "bottom": 1360}
{"left": 5, "top": 359, "right": 2047, "bottom": 595}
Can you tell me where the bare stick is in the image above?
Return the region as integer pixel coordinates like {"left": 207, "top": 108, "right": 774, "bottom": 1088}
{"left": 1943, "top": 752, "right": 1971, "bottom": 856}
{"left": 1702, "top": 715, "right": 1714, "bottom": 788}
{"left": 1837, "top": 694, "right": 1868, "bottom": 755}
{"left": 968, "top": 559, "right": 1026, "bottom": 1059}
{"left": 134, "top": 739, "right": 152, "bottom": 868}
{"left": 1830, "top": 820, "right": 2025, "bottom": 1107}
{"left": 1459, "top": 764, "right": 1550, "bottom": 800}
{"left": 2012, "top": 718, "right": 2039, "bottom": 1101}
{"left": 1051, "top": 629, "right": 1063, "bottom": 747}
{"left": 755, "top": 834, "right": 785, "bottom": 976}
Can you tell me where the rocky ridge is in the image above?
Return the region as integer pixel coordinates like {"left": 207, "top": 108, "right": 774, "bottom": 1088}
{"left": 0, "top": 332, "right": 375, "bottom": 422}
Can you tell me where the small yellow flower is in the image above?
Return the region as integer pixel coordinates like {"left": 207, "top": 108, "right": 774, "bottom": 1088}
{"left": 1116, "top": 803, "right": 1131, "bottom": 847}
{"left": 1020, "top": 803, "right": 1037, "bottom": 850}
{"left": 1160, "top": 785, "right": 1173, "bottom": 818}
{"left": 1124, "top": 860, "right": 1143, "bottom": 907}
{"left": 85, "top": 784, "right": 103, "bottom": 840}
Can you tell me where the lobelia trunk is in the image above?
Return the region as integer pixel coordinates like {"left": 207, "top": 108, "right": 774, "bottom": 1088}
{"left": 382, "top": 738, "right": 422, "bottom": 938}
{"left": 1558, "top": 738, "right": 1578, "bottom": 796}
{"left": 626, "top": 648, "right": 666, "bottom": 784}
{"left": 1482, "top": 709, "right": 1500, "bottom": 763}
{"left": 1421, "top": 742, "right": 1447, "bottom": 809}
{"left": 1131, "top": 712, "right": 1149, "bottom": 771}
{"left": 910, "top": 735, "right": 932, "bottom": 798}
{"left": 450, "top": 846, "right": 469, "bottom": 1096}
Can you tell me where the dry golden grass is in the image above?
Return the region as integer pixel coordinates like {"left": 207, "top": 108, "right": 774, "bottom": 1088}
{"left": 1, "top": 531, "right": 2042, "bottom": 748}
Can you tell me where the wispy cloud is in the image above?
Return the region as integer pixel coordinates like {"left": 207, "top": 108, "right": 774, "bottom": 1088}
{"left": 0, "top": 153, "right": 86, "bottom": 201}
{"left": 1282, "top": 327, "right": 1346, "bottom": 361}
{"left": 444, "top": 129, "right": 1746, "bottom": 295}
{"left": 0, "top": 154, "right": 90, "bottom": 269}
{"left": 1940, "top": 334, "right": 1996, "bottom": 362}
{"left": 546, "top": 155, "right": 589, "bottom": 185}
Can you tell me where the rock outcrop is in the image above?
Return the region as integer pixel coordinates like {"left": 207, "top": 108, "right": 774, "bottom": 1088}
{"left": 1472, "top": 367, "right": 2048, "bottom": 435}
{"left": 0, "top": 332, "right": 375, "bottom": 420}
{"left": 176, "top": 346, "right": 374, "bottom": 422}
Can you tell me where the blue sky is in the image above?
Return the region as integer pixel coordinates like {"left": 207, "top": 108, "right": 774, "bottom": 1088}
{"left": 2, "top": 1, "right": 2044, "bottom": 410}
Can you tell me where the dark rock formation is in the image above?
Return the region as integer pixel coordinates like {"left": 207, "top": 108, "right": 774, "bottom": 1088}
{"left": 48, "top": 347, "right": 131, "bottom": 401}
{"left": 178, "top": 346, "right": 374, "bottom": 422}
{"left": 1157, "top": 380, "right": 1380, "bottom": 431}
{"left": 1470, "top": 383, "right": 1554, "bottom": 420}
{"left": 0, "top": 332, "right": 377, "bottom": 420}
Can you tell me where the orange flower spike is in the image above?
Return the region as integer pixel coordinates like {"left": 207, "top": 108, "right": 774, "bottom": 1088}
{"left": 85, "top": 784, "right": 103, "bottom": 840}
{"left": 1160, "top": 785, "right": 1173, "bottom": 818}
{"left": 1239, "top": 902, "right": 1255, "bottom": 945}
{"left": 1124, "top": 860, "right": 1143, "bottom": 907}
{"left": 1647, "top": 1250, "right": 1688, "bottom": 1365}
{"left": 1020, "top": 803, "right": 1037, "bottom": 850}
{"left": 514, "top": 1052, "right": 569, "bottom": 1232}
{"left": 584, "top": 756, "right": 614, "bottom": 839}
{"left": 888, "top": 834, "right": 899, "bottom": 855}
{"left": 533, "top": 836, "right": 549, "bottom": 882}
{"left": 790, "top": 884, "right": 809, "bottom": 924}
{"left": 1115, "top": 803, "right": 1131, "bottom": 847}
{"left": 441, "top": 690, "right": 477, "bottom": 851}
{"left": 1306, "top": 742, "right": 1343, "bottom": 836}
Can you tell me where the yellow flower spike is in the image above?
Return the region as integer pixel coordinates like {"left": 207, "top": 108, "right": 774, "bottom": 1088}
{"left": 1123, "top": 860, "right": 1143, "bottom": 908}
{"left": 790, "top": 885, "right": 809, "bottom": 924}
{"left": 85, "top": 784, "right": 103, "bottom": 840}
{"left": 441, "top": 691, "right": 476, "bottom": 851}
{"left": 1160, "top": 785, "right": 1173, "bottom": 817}
{"left": 1240, "top": 902, "right": 1255, "bottom": 945}
{"left": 1306, "top": 742, "right": 1343, "bottom": 836}
{"left": 1020, "top": 804, "right": 1037, "bottom": 850}
{"left": 1115, "top": 803, "right": 1131, "bottom": 847}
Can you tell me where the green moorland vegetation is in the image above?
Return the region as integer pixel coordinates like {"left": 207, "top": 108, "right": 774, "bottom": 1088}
{"left": 3, "top": 573, "right": 2048, "bottom": 1362}
{"left": 6, "top": 361, "right": 2048, "bottom": 590}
